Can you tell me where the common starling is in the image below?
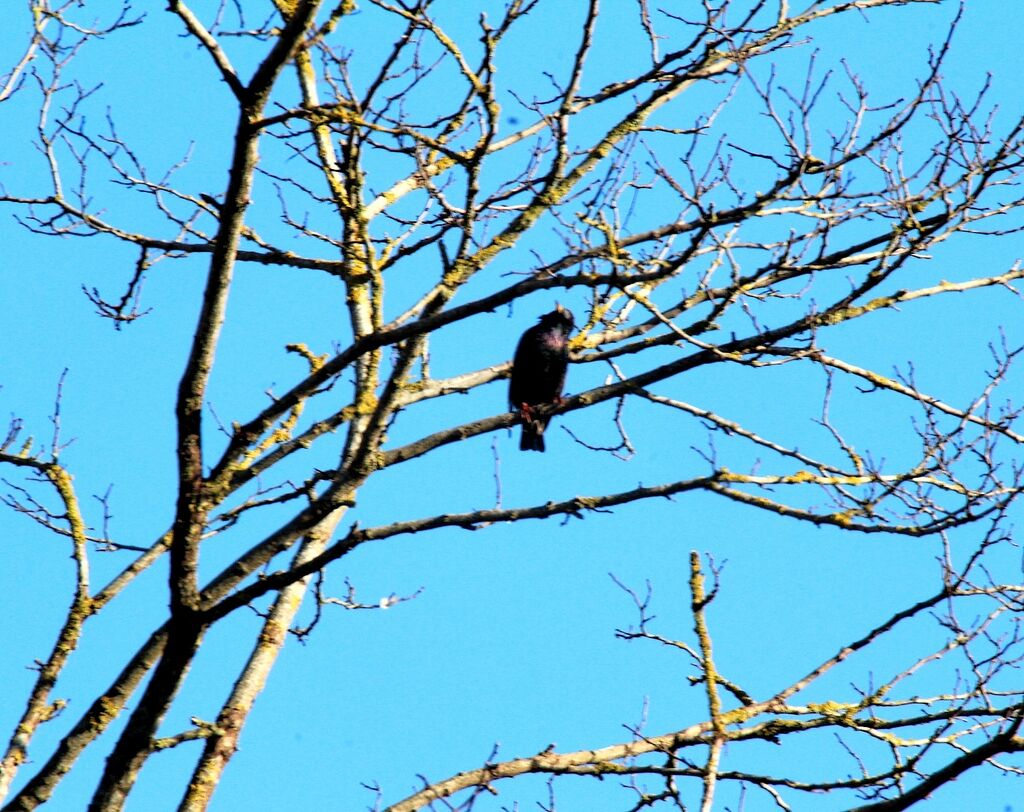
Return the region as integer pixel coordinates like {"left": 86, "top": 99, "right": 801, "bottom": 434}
{"left": 509, "top": 304, "right": 574, "bottom": 452}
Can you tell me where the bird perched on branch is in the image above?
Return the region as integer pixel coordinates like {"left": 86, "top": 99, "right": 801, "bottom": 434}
{"left": 509, "top": 304, "right": 574, "bottom": 452}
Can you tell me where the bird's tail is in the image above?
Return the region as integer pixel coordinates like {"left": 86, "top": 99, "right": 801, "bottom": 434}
{"left": 520, "top": 420, "right": 546, "bottom": 452}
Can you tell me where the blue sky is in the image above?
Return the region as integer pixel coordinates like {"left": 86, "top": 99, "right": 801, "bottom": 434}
{"left": 2, "top": 2, "right": 1022, "bottom": 810}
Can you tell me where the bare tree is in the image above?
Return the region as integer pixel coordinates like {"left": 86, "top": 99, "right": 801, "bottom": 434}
{"left": 2, "top": 1, "right": 1022, "bottom": 810}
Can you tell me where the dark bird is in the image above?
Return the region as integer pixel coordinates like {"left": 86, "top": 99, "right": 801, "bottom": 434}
{"left": 509, "top": 304, "right": 574, "bottom": 452}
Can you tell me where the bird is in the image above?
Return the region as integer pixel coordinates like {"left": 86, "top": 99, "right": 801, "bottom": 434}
{"left": 509, "top": 304, "right": 574, "bottom": 452}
